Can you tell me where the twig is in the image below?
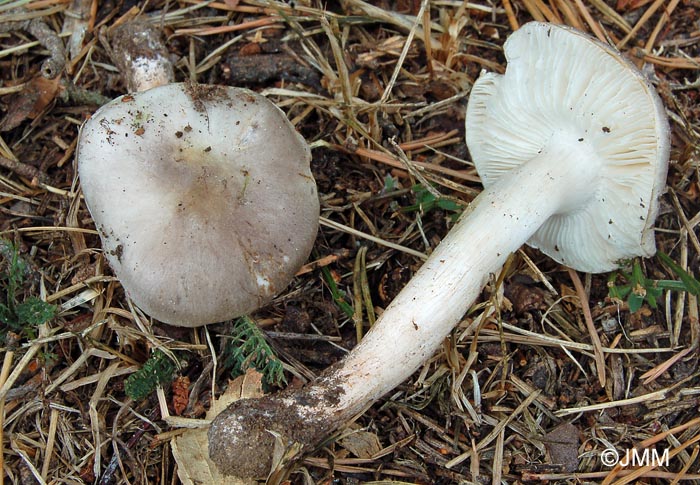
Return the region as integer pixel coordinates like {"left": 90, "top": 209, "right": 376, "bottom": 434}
{"left": 617, "top": 0, "right": 666, "bottom": 49}
{"left": 265, "top": 332, "right": 343, "bottom": 342}
{"left": 605, "top": 431, "right": 700, "bottom": 485}
{"left": 296, "top": 252, "right": 348, "bottom": 276}
{"left": 491, "top": 427, "right": 505, "bottom": 485}
{"left": 501, "top": 0, "right": 519, "bottom": 31}
{"left": 478, "top": 322, "right": 673, "bottom": 354}
{"left": 640, "top": 347, "right": 693, "bottom": 385}
{"left": 0, "top": 329, "right": 48, "bottom": 402}
{"left": 174, "top": 15, "right": 280, "bottom": 35}
{"left": 567, "top": 268, "right": 606, "bottom": 387}
{"left": 338, "top": 144, "right": 479, "bottom": 183}
{"left": 319, "top": 216, "right": 428, "bottom": 260}
{"left": 40, "top": 408, "right": 59, "bottom": 479}
{"left": 531, "top": 0, "right": 561, "bottom": 23}
{"left": 61, "top": 0, "right": 93, "bottom": 61}
{"left": 0, "top": 9, "right": 66, "bottom": 78}
{"left": 446, "top": 391, "right": 541, "bottom": 467}
{"left": 523, "top": 471, "right": 700, "bottom": 480}
{"left": 321, "top": 17, "right": 353, "bottom": 109}
{"left": 577, "top": 0, "right": 632, "bottom": 32}
{"left": 521, "top": 0, "right": 546, "bottom": 22}
{"left": 10, "top": 444, "right": 47, "bottom": 485}
{"left": 669, "top": 188, "right": 700, "bottom": 257}
{"left": 0, "top": 155, "right": 49, "bottom": 185}
{"left": 380, "top": 0, "right": 429, "bottom": 104}
{"left": 672, "top": 445, "right": 700, "bottom": 484}
{"left": 639, "top": 52, "right": 700, "bottom": 70}
{"left": 555, "top": 388, "right": 668, "bottom": 416}
{"left": 644, "top": 0, "right": 680, "bottom": 52}
{"left": 422, "top": 5, "right": 433, "bottom": 75}
{"left": 555, "top": 0, "right": 585, "bottom": 31}
{"left": 388, "top": 137, "right": 441, "bottom": 198}
{"left": 342, "top": 0, "right": 440, "bottom": 49}
{"left": 572, "top": 0, "right": 607, "bottom": 42}
{"left": 0, "top": 334, "right": 19, "bottom": 485}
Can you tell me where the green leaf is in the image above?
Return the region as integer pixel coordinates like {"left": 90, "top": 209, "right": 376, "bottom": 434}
{"left": 321, "top": 266, "right": 354, "bottom": 319}
{"left": 125, "top": 350, "right": 177, "bottom": 401}
{"left": 222, "top": 316, "right": 286, "bottom": 387}
{"left": 609, "top": 284, "right": 632, "bottom": 301}
{"left": 401, "top": 184, "right": 465, "bottom": 218}
{"left": 645, "top": 285, "right": 662, "bottom": 309}
{"left": 0, "top": 239, "right": 29, "bottom": 299}
{"left": 0, "top": 303, "right": 15, "bottom": 326}
{"left": 657, "top": 251, "right": 700, "bottom": 295}
{"left": 400, "top": 185, "right": 437, "bottom": 213}
{"left": 609, "top": 255, "right": 700, "bottom": 314}
{"left": 15, "top": 297, "right": 56, "bottom": 325}
{"left": 436, "top": 198, "right": 463, "bottom": 212}
{"left": 627, "top": 293, "right": 645, "bottom": 313}
{"left": 413, "top": 184, "right": 436, "bottom": 204}
{"left": 383, "top": 174, "right": 397, "bottom": 192}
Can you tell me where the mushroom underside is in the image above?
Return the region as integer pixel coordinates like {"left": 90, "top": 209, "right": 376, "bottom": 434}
{"left": 207, "top": 21, "right": 670, "bottom": 479}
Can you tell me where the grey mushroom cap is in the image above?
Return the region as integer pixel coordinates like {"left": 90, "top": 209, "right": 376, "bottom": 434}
{"left": 77, "top": 83, "right": 319, "bottom": 327}
{"left": 466, "top": 22, "right": 670, "bottom": 273}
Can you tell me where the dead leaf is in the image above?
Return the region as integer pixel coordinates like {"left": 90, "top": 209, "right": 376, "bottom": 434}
{"left": 616, "top": 0, "right": 653, "bottom": 11}
{"left": 207, "top": 368, "right": 264, "bottom": 419}
{"left": 171, "top": 369, "right": 264, "bottom": 484}
{"left": 266, "top": 429, "right": 305, "bottom": 483}
{"left": 505, "top": 282, "right": 546, "bottom": 314}
{"left": 338, "top": 430, "right": 382, "bottom": 459}
{"left": 172, "top": 376, "right": 190, "bottom": 416}
{"left": 0, "top": 76, "right": 61, "bottom": 131}
{"left": 543, "top": 423, "right": 580, "bottom": 473}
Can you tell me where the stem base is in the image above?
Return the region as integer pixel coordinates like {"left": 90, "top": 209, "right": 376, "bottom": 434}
{"left": 208, "top": 383, "right": 339, "bottom": 478}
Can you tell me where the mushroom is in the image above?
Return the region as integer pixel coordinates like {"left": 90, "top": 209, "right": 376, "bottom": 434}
{"left": 77, "top": 82, "right": 319, "bottom": 326}
{"left": 208, "top": 22, "right": 670, "bottom": 477}
{"left": 109, "top": 18, "right": 175, "bottom": 93}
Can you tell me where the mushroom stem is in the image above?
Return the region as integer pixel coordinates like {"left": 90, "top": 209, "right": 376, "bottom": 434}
{"left": 335, "top": 132, "right": 601, "bottom": 398}
{"left": 109, "top": 19, "right": 174, "bottom": 93}
{"left": 208, "top": 131, "right": 601, "bottom": 478}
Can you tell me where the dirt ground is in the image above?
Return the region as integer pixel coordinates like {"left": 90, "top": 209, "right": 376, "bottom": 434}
{"left": 1, "top": 0, "right": 700, "bottom": 483}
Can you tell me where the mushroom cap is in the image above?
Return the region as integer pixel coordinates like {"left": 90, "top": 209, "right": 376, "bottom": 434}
{"left": 465, "top": 22, "right": 670, "bottom": 273}
{"left": 78, "top": 83, "right": 319, "bottom": 326}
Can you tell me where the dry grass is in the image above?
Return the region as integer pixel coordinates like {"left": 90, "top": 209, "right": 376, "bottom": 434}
{"left": 0, "top": 0, "right": 699, "bottom": 483}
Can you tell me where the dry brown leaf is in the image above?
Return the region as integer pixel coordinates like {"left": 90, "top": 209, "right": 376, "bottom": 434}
{"left": 172, "top": 376, "right": 190, "bottom": 416}
{"left": 544, "top": 423, "right": 580, "bottom": 473}
{"left": 0, "top": 76, "right": 61, "bottom": 131}
{"left": 207, "top": 368, "right": 264, "bottom": 419}
{"left": 171, "top": 369, "right": 264, "bottom": 484}
{"left": 338, "top": 430, "right": 383, "bottom": 459}
{"left": 616, "top": 0, "right": 654, "bottom": 11}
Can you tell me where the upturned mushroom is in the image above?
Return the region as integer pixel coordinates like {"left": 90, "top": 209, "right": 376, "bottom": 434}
{"left": 208, "top": 22, "right": 670, "bottom": 477}
{"left": 77, "top": 83, "right": 319, "bottom": 326}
